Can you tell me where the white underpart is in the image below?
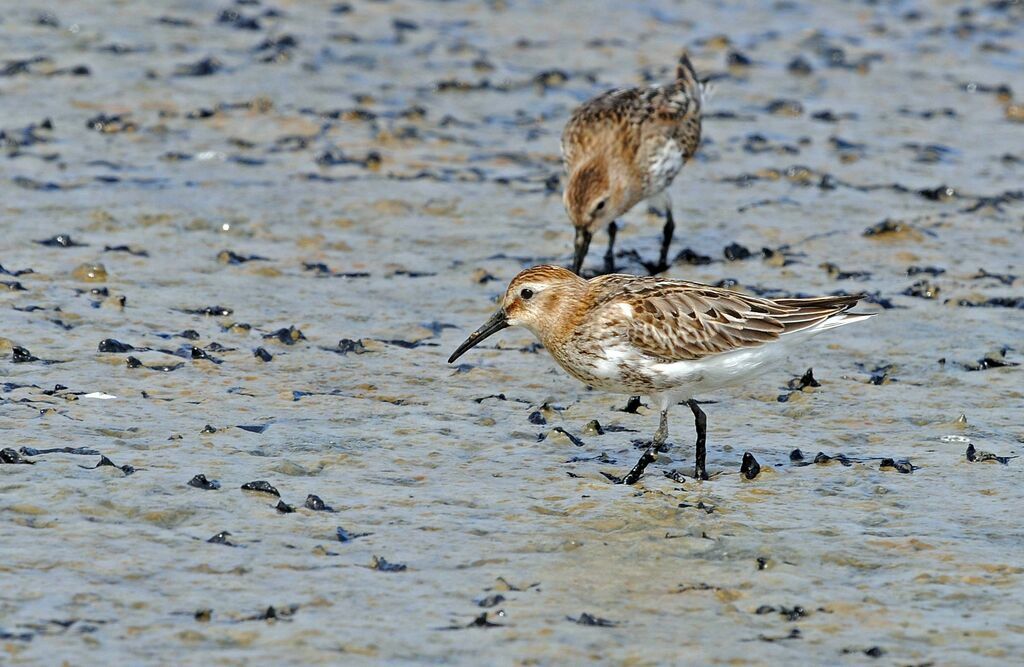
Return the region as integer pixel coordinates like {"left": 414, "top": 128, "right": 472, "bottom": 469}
{"left": 591, "top": 341, "right": 635, "bottom": 382}
{"left": 648, "top": 140, "right": 684, "bottom": 194}
{"left": 648, "top": 344, "right": 790, "bottom": 410}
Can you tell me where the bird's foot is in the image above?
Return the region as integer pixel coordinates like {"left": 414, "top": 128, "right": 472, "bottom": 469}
{"left": 642, "top": 259, "right": 671, "bottom": 275}
{"left": 602, "top": 448, "right": 657, "bottom": 485}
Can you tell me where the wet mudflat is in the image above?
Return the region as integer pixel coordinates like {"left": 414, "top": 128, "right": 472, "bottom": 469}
{"left": 2, "top": 0, "right": 1023, "bottom": 664}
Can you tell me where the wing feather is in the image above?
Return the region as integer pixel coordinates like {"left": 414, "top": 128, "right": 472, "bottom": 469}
{"left": 590, "top": 278, "right": 865, "bottom": 361}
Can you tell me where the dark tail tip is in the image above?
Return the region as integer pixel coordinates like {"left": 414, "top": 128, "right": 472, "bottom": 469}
{"left": 676, "top": 50, "right": 698, "bottom": 83}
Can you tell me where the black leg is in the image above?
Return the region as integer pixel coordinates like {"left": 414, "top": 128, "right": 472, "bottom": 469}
{"left": 657, "top": 208, "right": 675, "bottom": 272}
{"left": 616, "top": 448, "right": 656, "bottom": 485}
{"left": 687, "top": 399, "right": 708, "bottom": 480}
{"left": 603, "top": 407, "right": 666, "bottom": 485}
{"left": 603, "top": 220, "right": 617, "bottom": 273}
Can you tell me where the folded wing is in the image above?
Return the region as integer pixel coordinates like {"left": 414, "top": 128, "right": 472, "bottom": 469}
{"left": 602, "top": 281, "right": 864, "bottom": 362}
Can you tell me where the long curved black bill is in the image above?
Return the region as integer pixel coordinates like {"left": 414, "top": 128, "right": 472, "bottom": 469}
{"left": 571, "top": 228, "right": 592, "bottom": 275}
{"left": 448, "top": 310, "right": 509, "bottom": 363}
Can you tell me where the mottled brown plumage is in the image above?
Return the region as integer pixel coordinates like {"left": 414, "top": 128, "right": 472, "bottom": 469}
{"left": 562, "top": 53, "right": 704, "bottom": 274}
{"left": 586, "top": 276, "right": 863, "bottom": 362}
{"left": 449, "top": 266, "right": 874, "bottom": 482}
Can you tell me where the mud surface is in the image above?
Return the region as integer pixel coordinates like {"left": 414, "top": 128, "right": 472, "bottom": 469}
{"left": 2, "top": 0, "right": 1023, "bottom": 664}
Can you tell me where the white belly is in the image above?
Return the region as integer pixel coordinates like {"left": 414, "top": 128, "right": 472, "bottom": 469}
{"left": 648, "top": 141, "right": 684, "bottom": 194}
{"left": 650, "top": 344, "right": 788, "bottom": 394}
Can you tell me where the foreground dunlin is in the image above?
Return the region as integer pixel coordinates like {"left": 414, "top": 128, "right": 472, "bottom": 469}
{"left": 562, "top": 52, "right": 704, "bottom": 275}
{"left": 448, "top": 266, "right": 874, "bottom": 483}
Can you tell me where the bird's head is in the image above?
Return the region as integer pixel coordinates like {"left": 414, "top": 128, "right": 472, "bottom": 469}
{"left": 563, "top": 160, "right": 626, "bottom": 274}
{"left": 448, "top": 265, "right": 584, "bottom": 363}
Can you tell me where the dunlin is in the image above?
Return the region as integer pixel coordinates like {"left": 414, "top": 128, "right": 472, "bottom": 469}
{"left": 448, "top": 266, "right": 874, "bottom": 483}
{"left": 562, "top": 52, "right": 703, "bottom": 275}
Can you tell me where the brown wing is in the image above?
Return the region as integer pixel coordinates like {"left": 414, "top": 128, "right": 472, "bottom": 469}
{"left": 592, "top": 278, "right": 862, "bottom": 361}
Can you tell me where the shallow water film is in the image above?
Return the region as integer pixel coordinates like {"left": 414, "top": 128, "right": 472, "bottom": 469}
{"left": 2, "top": 0, "right": 1023, "bottom": 664}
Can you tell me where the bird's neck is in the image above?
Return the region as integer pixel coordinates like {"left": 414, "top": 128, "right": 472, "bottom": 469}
{"left": 531, "top": 282, "right": 592, "bottom": 350}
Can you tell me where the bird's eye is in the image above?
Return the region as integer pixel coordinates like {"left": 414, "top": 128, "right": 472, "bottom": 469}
{"left": 519, "top": 288, "right": 534, "bottom": 300}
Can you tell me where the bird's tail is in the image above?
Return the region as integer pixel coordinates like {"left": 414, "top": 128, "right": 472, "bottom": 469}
{"left": 810, "top": 310, "right": 876, "bottom": 332}
{"left": 673, "top": 51, "right": 705, "bottom": 114}
{"left": 773, "top": 293, "right": 877, "bottom": 336}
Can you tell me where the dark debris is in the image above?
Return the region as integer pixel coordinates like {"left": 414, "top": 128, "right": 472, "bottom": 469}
{"left": 241, "top": 480, "right": 280, "bottom": 496}
{"left": 740, "top": 452, "right": 761, "bottom": 479}
{"left": 337, "top": 526, "right": 371, "bottom": 542}
{"left": 966, "top": 444, "right": 1016, "bottom": 465}
{"left": 79, "top": 455, "right": 135, "bottom": 476}
{"left": 1, "top": 448, "right": 35, "bottom": 465}
{"left": 370, "top": 556, "right": 407, "bottom": 572}
{"left": 568, "top": 612, "right": 619, "bottom": 627}
{"left": 188, "top": 474, "right": 221, "bottom": 490}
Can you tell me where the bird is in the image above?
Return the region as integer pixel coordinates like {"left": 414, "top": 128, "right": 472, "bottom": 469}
{"left": 562, "top": 52, "right": 704, "bottom": 276}
{"left": 448, "top": 265, "right": 875, "bottom": 483}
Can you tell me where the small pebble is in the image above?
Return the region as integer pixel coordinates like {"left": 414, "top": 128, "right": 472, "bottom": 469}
{"left": 740, "top": 452, "right": 761, "bottom": 479}
{"left": 71, "top": 263, "right": 108, "bottom": 282}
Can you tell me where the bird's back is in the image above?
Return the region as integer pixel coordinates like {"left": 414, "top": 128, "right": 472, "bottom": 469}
{"left": 560, "top": 54, "right": 703, "bottom": 190}
{"left": 560, "top": 88, "right": 646, "bottom": 172}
